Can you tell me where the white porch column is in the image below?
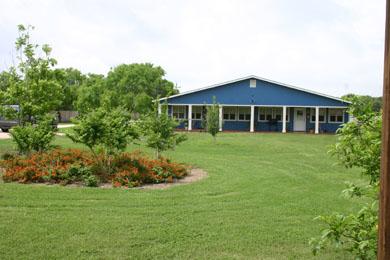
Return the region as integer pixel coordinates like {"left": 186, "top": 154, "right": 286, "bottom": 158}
{"left": 250, "top": 105, "right": 255, "bottom": 132}
{"left": 282, "top": 106, "right": 287, "bottom": 133}
{"left": 315, "top": 106, "right": 320, "bottom": 134}
{"left": 188, "top": 105, "right": 192, "bottom": 131}
{"left": 158, "top": 103, "right": 162, "bottom": 115}
{"left": 219, "top": 105, "right": 223, "bottom": 131}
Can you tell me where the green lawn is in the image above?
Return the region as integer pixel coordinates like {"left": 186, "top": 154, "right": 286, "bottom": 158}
{"left": 0, "top": 133, "right": 363, "bottom": 259}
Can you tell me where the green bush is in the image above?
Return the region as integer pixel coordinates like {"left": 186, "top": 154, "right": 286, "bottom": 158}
{"left": 10, "top": 116, "right": 55, "bottom": 154}
{"left": 83, "top": 175, "right": 98, "bottom": 187}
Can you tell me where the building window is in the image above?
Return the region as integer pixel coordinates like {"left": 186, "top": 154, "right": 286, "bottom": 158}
{"left": 259, "top": 107, "right": 272, "bottom": 121}
{"left": 310, "top": 108, "right": 326, "bottom": 123}
{"left": 250, "top": 79, "right": 256, "bottom": 88}
{"left": 192, "top": 106, "right": 202, "bottom": 120}
{"left": 259, "top": 107, "right": 289, "bottom": 122}
{"left": 172, "top": 106, "right": 186, "bottom": 119}
{"left": 238, "top": 107, "right": 251, "bottom": 121}
{"left": 223, "top": 107, "right": 237, "bottom": 121}
{"left": 273, "top": 107, "right": 282, "bottom": 121}
{"left": 328, "top": 109, "right": 344, "bottom": 123}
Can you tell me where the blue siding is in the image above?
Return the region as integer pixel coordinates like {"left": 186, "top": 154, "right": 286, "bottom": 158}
{"left": 165, "top": 79, "right": 349, "bottom": 107}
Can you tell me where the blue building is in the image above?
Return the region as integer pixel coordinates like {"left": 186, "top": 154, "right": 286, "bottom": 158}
{"left": 160, "top": 75, "right": 350, "bottom": 134}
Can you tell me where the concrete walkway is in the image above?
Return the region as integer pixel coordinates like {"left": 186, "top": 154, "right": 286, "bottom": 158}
{"left": 0, "top": 124, "right": 74, "bottom": 140}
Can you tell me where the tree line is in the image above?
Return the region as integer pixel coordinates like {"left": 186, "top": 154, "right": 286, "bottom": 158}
{"left": 0, "top": 26, "right": 178, "bottom": 119}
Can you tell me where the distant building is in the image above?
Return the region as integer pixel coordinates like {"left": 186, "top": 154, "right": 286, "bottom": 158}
{"left": 160, "top": 75, "right": 350, "bottom": 133}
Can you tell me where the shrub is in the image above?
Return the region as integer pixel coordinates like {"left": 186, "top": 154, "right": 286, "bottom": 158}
{"left": 67, "top": 107, "right": 139, "bottom": 173}
{"left": 140, "top": 102, "right": 187, "bottom": 158}
{"left": 1, "top": 149, "right": 92, "bottom": 184}
{"left": 1, "top": 149, "right": 188, "bottom": 188}
{"left": 10, "top": 116, "right": 55, "bottom": 154}
{"left": 84, "top": 175, "right": 98, "bottom": 187}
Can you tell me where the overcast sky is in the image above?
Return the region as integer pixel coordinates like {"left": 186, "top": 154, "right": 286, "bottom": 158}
{"left": 0, "top": 0, "right": 386, "bottom": 97}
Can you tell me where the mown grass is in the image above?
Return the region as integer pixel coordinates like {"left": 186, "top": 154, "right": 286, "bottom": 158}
{"left": 0, "top": 133, "right": 364, "bottom": 259}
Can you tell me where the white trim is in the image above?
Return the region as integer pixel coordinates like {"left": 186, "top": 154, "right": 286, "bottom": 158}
{"left": 171, "top": 105, "right": 187, "bottom": 120}
{"left": 237, "top": 106, "right": 251, "bottom": 122}
{"left": 222, "top": 106, "right": 238, "bottom": 121}
{"left": 250, "top": 105, "right": 255, "bottom": 132}
{"left": 282, "top": 106, "right": 287, "bottom": 133}
{"left": 315, "top": 106, "right": 319, "bottom": 134}
{"left": 258, "top": 107, "right": 290, "bottom": 123}
{"left": 168, "top": 103, "right": 348, "bottom": 109}
{"left": 309, "top": 108, "right": 326, "bottom": 123}
{"left": 191, "top": 105, "right": 203, "bottom": 120}
{"left": 188, "top": 105, "right": 192, "bottom": 131}
{"left": 219, "top": 105, "right": 223, "bottom": 131}
{"left": 293, "top": 108, "right": 306, "bottom": 131}
{"left": 159, "top": 75, "right": 351, "bottom": 104}
{"left": 328, "top": 108, "right": 345, "bottom": 124}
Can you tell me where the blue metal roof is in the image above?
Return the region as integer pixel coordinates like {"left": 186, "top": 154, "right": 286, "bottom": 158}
{"left": 161, "top": 76, "right": 349, "bottom": 107}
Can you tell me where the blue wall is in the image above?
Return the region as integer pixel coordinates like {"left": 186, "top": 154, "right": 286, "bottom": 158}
{"left": 169, "top": 105, "right": 347, "bottom": 133}
{"left": 164, "top": 78, "right": 349, "bottom": 107}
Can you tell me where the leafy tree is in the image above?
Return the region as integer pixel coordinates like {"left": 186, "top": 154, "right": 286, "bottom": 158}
{"left": 0, "top": 25, "right": 63, "bottom": 125}
{"left": 140, "top": 102, "right": 187, "bottom": 158}
{"left": 74, "top": 73, "right": 106, "bottom": 114}
{"left": 310, "top": 96, "right": 380, "bottom": 259}
{"left": 0, "top": 69, "right": 20, "bottom": 92}
{"left": 67, "top": 107, "right": 139, "bottom": 173}
{"left": 105, "top": 63, "right": 178, "bottom": 113}
{"left": 342, "top": 93, "right": 382, "bottom": 113}
{"left": 52, "top": 67, "right": 85, "bottom": 110}
{"left": 204, "top": 97, "right": 221, "bottom": 141}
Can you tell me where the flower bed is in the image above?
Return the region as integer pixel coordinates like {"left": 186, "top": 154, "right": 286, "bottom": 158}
{"left": 0, "top": 149, "right": 188, "bottom": 188}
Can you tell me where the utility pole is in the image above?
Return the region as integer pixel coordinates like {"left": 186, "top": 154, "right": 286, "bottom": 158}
{"left": 379, "top": 0, "right": 390, "bottom": 259}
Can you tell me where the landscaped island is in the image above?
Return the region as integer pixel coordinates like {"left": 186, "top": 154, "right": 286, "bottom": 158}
{"left": 1, "top": 149, "right": 188, "bottom": 188}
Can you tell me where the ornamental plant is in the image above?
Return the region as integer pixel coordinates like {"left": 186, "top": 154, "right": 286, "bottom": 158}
{"left": 67, "top": 107, "right": 139, "bottom": 174}
{"left": 309, "top": 96, "right": 380, "bottom": 259}
{"left": 140, "top": 101, "right": 187, "bottom": 158}
{"left": 204, "top": 96, "right": 221, "bottom": 141}
{"left": 10, "top": 115, "right": 56, "bottom": 154}
{"left": 1, "top": 149, "right": 188, "bottom": 188}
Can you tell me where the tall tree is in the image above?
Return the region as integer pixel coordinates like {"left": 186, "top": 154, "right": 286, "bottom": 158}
{"left": 0, "top": 24, "right": 63, "bottom": 124}
{"left": 342, "top": 94, "right": 382, "bottom": 113}
{"left": 75, "top": 73, "right": 106, "bottom": 114}
{"left": 106, "top": 63, "right": 178, "bottom": 113}
{"left": 52, "top": 67, "right": 85, "bottom": 110}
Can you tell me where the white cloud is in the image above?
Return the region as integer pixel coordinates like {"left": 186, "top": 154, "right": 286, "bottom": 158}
{"left": 0, "top": 0, "right": 386, "bottom": 96}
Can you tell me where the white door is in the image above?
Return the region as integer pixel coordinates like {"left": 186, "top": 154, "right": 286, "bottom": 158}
{"left": 293, "top": 108, "right": 306, "bottom": 131}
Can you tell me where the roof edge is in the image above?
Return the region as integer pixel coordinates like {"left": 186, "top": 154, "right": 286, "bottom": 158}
{"left": 159, "top": 75, "right": 352, "bottom": 104}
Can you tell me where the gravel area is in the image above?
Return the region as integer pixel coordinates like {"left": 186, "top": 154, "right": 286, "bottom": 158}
{"left": 0, "top": 132, "right": 11, "bottom": 139}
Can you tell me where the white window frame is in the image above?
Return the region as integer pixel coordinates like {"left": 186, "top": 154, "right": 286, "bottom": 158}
{"left": 223, "top": 106, "right": 237, "bottom": 121}
{"left": 192, "top": 106, "right": 202, "bottom": 120}
{"left": 258, "top": 107, "right": 272, "bottom": 122}
{"left": 238, "top": 107, "right": 251, "bottom": 121}
{"left": 258, "top": 107, "right": 289, "bottom": 122}
{"left": 328, "top": 108, "right": 344, "bottom": 123}
{"left": 172, "top": 105, "right": 186, "bottom": 120}
{"left": 310, "top": 108, "right": 326, "bottom": 123}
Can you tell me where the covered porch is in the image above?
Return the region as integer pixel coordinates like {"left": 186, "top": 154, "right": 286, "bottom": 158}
{"left": 167, "top": 104, "right": 348, "bottom": 134}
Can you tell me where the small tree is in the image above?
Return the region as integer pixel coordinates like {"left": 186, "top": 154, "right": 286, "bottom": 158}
{"left": 140, "top": 102, "right": 187, "bottom": 158}
{"left": 204, "top": 97, "right": 221, "bottom": 141}
{"left": 10, "top": 115, "right": 55, "bottom": 155}
{"left": 67, "top": 107, "right": 138, "bottom": 173}
{"left": 0, "top": 25, "right": 63, "bottom": 125}
{"left": 310, "top": 96, "right": 380, "bottom": 259}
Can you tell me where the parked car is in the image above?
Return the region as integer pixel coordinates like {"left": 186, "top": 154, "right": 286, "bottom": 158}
{"left": 0, "top": 105, "right": 59, "bottom": 132}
